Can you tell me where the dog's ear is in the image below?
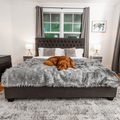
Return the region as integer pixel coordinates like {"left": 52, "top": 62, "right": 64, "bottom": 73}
{"left": 69, "top": 57, "right": 76, "bottom": 69}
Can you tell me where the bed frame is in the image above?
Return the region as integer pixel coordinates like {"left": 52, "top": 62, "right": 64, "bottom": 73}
{"left": 5, "top": 38, "right": 117, "bottom": 102}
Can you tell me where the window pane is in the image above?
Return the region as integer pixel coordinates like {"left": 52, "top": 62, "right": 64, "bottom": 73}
{"left": 73, "top": 24, "right": 82, "bottom": 32}
{"left": 64, "top": 24, "right": 72, "bottom": 32}
{"left": 51, "top": 23, "right": 60, "bottom": 32}
{"left": 74, "top": 14, "right": 82, "bottom": 23}
{"left": 44, "top": 14, "right": 50, "bottom": 22}
{"left": 44, "top": 23, "right": 50, "bottom": 32}
{"left": 64, "top": 14, "right": 72, "bottom": 22}
{"left": 51, "top": 14, "right": 60, "bottom": 22}
{"left": 45, "top": 33, "right": 59, "bottom": 38}
{"left": 64, "top": 34, "right": 80, "bottom": 38}
{"left": 81, "top": 14, "right": 83, "bottom": 23}
{"left": 80, "top": 24, "right": 82, "bottom": 32}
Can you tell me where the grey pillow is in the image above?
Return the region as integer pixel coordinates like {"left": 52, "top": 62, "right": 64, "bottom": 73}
{"left": 43, "top": 48, "right": 55, "bottom": 56}
{"left": 65, "top": 48, "right": 76, "bottom": 57}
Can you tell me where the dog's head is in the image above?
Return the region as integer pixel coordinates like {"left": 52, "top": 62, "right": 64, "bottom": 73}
{"left": 57, "top": 60, "right": 70, "bottom": 70}
{"left": 57, "top": 57, "right": 71, "bottom": 70}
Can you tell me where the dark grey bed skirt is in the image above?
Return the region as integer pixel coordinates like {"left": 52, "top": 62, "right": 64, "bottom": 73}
{"left": 5, "top": 87, "right": 117, "bottom": 100}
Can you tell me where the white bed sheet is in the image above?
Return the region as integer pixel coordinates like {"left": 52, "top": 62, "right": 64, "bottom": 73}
{"left": 33, "top": 56, "right": 85, "bottom": 59}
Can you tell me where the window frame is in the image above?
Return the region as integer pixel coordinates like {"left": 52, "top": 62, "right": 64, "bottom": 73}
{"left": 43, "top": 8, "right": 83, "bottom": 38}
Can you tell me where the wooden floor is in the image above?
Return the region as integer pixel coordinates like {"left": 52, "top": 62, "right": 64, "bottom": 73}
{"left": 0, "top": 82, "right": 4, "bottom": 92}
{"left": 118, "top": 74, "right": 120, "bottom": 86}
{"left": 0, "top": 74, "right": 120, "bottom": 92}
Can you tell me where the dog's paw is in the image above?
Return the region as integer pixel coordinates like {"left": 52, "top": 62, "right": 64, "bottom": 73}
{"left": 73, "top": 66, "right": 76, "bottom": 69}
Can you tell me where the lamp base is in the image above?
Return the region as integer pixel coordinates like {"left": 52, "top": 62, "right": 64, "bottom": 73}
{"left": 27, "top": 49, "right": 33, "bottom": 56}
{"left": 94, "top": 50, "right": 99, "bottom": 56}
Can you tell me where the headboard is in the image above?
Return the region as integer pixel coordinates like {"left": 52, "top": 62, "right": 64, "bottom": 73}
{"left": 35, "top": 38, "right": 85, "bottom": 56}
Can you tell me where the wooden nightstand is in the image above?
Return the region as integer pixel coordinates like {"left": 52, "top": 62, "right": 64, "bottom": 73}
{"left": 23, "top": 56, "right": 34, "bottom": 61}
{"left": 90, "top": 55, "right": 103, "bottom": 63}
{"left": 0, "top": 55, "right": 12, "bottom": 82}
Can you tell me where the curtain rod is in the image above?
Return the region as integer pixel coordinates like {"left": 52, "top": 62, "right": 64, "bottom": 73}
{"left": 36, "top": 6, "right": 84, "bottom": 9}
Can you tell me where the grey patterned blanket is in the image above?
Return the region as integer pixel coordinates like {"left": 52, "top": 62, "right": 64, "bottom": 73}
{"left": 1, "top": 58, "right": 119, "bottom": 88}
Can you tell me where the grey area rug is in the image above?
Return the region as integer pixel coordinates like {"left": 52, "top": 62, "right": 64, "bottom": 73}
{"left": 0, "top": 88, "right": 120, "bottom": 120}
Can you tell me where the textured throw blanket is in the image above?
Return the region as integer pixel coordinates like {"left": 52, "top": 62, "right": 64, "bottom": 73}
{"left": 1, "top": 58, "right": 119, "bottom": 88}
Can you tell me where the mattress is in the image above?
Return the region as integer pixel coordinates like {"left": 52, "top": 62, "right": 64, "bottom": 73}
{"left": 1, "top": 57, "right": 119, "bottom": 88}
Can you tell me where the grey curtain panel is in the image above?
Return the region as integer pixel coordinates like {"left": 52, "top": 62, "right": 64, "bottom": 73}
{"left": 36, "top": 6, "right": 44, "bottom": 38}
{"left": 112, "top": 16, "right": 120, "bottom": 74}
{"left": 81, "top": 7, "right": 90, "bottom": 58}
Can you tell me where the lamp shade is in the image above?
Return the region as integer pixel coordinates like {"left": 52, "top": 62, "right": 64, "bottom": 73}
{"left": 94, "top": 44, "right": 101, "bottom": 50}
{"left": 26, "top": 44, "right": 33, "bottom": 49}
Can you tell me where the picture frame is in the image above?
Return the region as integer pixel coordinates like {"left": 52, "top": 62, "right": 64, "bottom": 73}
{"left": 91, "top": 20, "right": 107, "bottom": 33}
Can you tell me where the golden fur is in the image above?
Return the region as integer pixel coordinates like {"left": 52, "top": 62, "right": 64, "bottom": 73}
{"left": 44, "top": 56, "right": 76, "bottom": 70}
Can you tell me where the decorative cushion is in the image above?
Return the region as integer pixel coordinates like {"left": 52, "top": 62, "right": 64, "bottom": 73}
{"left": 43, "top": 48, "right": 55, "bottom": 56}
{"left": 55, "top": 48, "right": 65, "bottom": 56}
{"left": 38, "top": 47, "right": 44, "bottom": 57}
{"left": 75, "top": 49, "right": 84, "bottom": 58}
{"left": 64, "top": 48, "right": 76, "bottom": 57}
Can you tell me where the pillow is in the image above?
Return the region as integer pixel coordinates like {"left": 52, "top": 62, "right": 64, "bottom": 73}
{"left": 75, "top": 49, "right": 84, "bottom": 58}
{"left": 64, "top": 48, "right": 76, "bottom": 57}
{"left": 38, "top": 47, "right": 83, "bottom": 57}
{"left": 43, "top": 48, "right": 55, "bottom": 56}
{"left": 38, "top": 47, "right": 44, "bottom": 57}
{"left": 55, "top": 48, "right": 65, "bottom": 56}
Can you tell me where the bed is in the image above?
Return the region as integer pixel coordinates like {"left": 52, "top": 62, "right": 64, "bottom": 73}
{"left": 2, "top": 38, "right": 119, "bottom": 102}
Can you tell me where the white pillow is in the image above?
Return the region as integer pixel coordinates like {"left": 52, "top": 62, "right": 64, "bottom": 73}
{"left": 38, "top": 47, "right": 44, "bottom": 57}
{"left": 55, "top": 48, "right": 65, "bottom": 56}
{"left": 38, "top": 47, "right": 83, "bottom": 57}
{"left": 75, "top": 49, "right": 83, "bottom": 58}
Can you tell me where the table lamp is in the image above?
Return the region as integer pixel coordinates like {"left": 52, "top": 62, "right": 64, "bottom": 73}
{"left": 94, "top": 44, "right": 101, "bottom": 55}
{"left": 26, "top": 44, "right": 33, "bottom": 56}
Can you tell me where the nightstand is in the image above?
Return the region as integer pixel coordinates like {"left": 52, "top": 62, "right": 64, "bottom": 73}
{"left": 23, "top": 56, "right": 34, "bottom": 61}
{"left": 0, "top": 55, "right": 12, "bottom": 82}
{"left": 90, "top": 55, "right": 103, "bottom": 63}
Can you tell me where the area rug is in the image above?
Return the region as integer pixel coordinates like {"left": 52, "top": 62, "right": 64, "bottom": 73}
{"left": 0, "top": 88, "right": 120, "bottom": 120}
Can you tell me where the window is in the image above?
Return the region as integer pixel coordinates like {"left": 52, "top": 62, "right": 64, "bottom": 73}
{"left": 64, "top": 14, "right": 82, "bottom": 38}
{"left": 43, "top": 9, "right": 83, "bottom": 38}
{"left": 44, "top": 13, "right": 60, "bottom": 38}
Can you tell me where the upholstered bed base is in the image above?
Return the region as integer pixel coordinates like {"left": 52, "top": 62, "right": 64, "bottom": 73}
{"left": 5, "top": 87, "right": 117, "bottom": 102}
{"left": 4, "top": 38, "right": 118, "bottom": 102}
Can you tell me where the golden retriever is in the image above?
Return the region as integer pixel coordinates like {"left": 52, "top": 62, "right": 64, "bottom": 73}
{"left": 44, "top": 56, "right": 76, "bottom": 70}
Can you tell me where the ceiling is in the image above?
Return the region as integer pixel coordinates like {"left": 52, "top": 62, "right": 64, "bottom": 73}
{"left": 8, "top": 0, "right": 120, "bottom": 5}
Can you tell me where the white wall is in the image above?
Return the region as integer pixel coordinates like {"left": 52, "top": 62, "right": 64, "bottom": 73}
{"left": 89, "top": 5, "right": 114, "bottom": 66}
{"left": 0, "top": 1, "right": 116, "bottom": 66}
{"left": 11, "top": 4, "right": 35, "bottom": 65}
{"left": 0, "top": 0, "right": 13, "bottom": 65}
{"left": 110, "top": 3, "right": 120, "bottom": 67}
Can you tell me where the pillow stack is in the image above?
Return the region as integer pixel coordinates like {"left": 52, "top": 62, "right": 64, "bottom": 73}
{"left": 38, "top": 47, "right": 83, "bottom": 58}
